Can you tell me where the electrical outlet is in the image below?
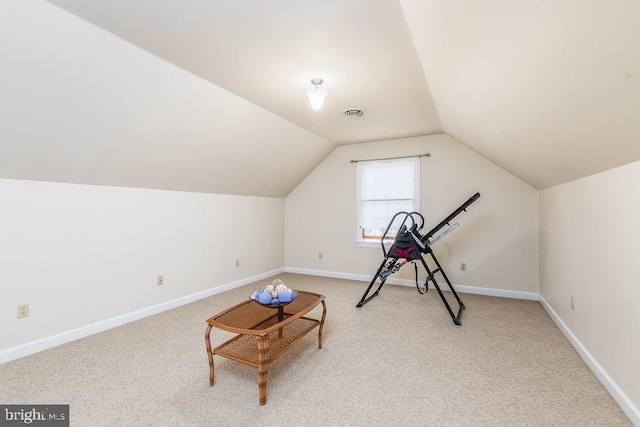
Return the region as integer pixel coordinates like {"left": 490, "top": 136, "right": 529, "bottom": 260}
{"left": 236, "top": 259, "right": 240, "bottom": 268}
{"left": 571, "top": 296, "right": 574, "bottom": 310}
{"left": 318, "top": 252, "right": 323, "bottom": 260}
{"left": 460, "top": 262, "right": 467, "bottom": 271}
{"left": 157, "top": 275, "right": 164, "bottom": 286}
{"left": 17, "top": 304, "right": 29, "bottom": 318}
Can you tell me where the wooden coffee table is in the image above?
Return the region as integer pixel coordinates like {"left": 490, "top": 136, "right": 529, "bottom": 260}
{"left": 205, "top": 290, "right": 327, "bottom": 405}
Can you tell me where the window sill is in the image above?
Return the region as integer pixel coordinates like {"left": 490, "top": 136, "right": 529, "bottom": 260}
{"left": 356, "top": 240, "right": 392, "bottom": 249}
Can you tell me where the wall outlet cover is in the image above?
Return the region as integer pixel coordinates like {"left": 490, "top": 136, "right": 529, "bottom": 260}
{"left": 17, "top": 303, "right": 29, "bottom": 318}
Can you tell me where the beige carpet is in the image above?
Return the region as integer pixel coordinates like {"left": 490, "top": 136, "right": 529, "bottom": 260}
{"left": 0, "top": 274, "right": 631, "bottom": 426}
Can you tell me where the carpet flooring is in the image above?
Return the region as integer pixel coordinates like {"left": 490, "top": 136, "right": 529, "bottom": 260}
{"left": 0, "top": 273, "right": 631, "bottom": 426}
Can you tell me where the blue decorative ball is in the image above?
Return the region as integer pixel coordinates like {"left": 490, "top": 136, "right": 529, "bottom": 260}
{"left": 278, "top": 290, "right": 292, "bottom": 303}
{"left": 258, "top": 292, "right": 272, "bottom": 305}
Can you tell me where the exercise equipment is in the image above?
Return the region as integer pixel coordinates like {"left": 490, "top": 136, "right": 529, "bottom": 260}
{"left": 356, "top": 192, "right": 481, "bottom": 325}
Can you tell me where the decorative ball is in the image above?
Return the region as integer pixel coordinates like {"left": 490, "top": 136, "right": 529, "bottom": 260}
{"left": 251, "top": 290, "right": 261, "bottom": 300}
{"left": 258, "top": 292, "right": 272, "bottom": 305}
{"left": 271, "top": 290, "right": 279, "bottom": 298}
{"left": 265, "top": 284, "right": 275, "bottom": 293}
{"left": 272, "top": 279, "right": 284, "bottom": 287}
{"left": 271, "top": 297, "right": 280, "bottom": 304}
{"left": 276, "top": 284, "right": 287, "bottom": 293}
{"left": 278, "top": 290, "right": 292, "bottom": 303}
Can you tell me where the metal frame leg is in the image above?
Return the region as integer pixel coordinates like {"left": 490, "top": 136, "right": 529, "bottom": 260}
{"left": 356, "top": 258, "right": 396, "bottom": 307}
{"left": 419, "top": 251, "right": 465, "bottom": 325}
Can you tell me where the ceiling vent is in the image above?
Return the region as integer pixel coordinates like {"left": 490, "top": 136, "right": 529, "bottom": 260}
{"left": 342, "top": 108, "right": 366, "bottom": 118}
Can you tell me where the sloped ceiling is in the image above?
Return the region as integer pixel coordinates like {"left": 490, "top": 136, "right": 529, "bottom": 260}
{"left": 0, "top": 1, "right": 335, "bottom": 198}
{"left": 401, "top": 0, "right": 640, "bottom": 189}
{"left": 2, "top": 0, "right": 639, "bottom": 196}
{"left": 45, "top": 0, "right": 442, "bottom": 145}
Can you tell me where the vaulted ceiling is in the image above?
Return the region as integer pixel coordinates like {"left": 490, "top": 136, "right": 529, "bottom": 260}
{"left": 402, "top": 0, "right": 640, "bottom": 189}
{"left": 45, "top": 0, "right": 442, "bottom": 145}
{"left": 1, "top": 0, "right": 639, "bottom": 196}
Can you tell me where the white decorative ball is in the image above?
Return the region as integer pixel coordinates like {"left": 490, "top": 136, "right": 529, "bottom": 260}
{"left": 265, "top": 284, "right": 275, "bottom": 293}
{"left": 271, "top": 290, "right": 279, "bottom": 298}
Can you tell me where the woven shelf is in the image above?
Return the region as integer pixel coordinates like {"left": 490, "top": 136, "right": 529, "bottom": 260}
{"left": 214, "top": 316, "right": 320, "bottom": 367}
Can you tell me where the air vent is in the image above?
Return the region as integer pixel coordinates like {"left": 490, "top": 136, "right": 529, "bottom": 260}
{"left": 342, "top": 108, "right": 366, "bottom": 118}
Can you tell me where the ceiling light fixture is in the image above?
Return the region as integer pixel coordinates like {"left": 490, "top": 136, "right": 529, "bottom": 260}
{"left": 306, "top": 78, "right": 327, "bottom": 111}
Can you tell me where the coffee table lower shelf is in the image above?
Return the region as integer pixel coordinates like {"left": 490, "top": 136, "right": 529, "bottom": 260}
{"left": 214, "top": 315, "right": 320, "bottom": 366}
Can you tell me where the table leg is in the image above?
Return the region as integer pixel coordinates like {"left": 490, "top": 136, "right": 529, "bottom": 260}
{"left": 318, "top": 300, "right": 327, "bottom": 349}
{"left": 205, "top": 324, "right": 214, "bottom": 387}
{"left": 257, "top": 336, "right": 270, "bottom": 405}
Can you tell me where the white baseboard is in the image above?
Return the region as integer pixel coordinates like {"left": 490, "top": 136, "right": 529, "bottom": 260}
{"left": 539, "top": 296, "right": 640, "bottom": 426}
{"left": 284, "top": 267, "right": 538, "bottom": 301}
{"left": 285, "top": 267, "right": 373, "bottom": 283}
{"left": 0, "top": 268, "right": 284, "bottom": 365}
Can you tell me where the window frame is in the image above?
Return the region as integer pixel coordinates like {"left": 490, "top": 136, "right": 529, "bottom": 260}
{"left": 356, "top": 156, "right": 421, "bottom": 247}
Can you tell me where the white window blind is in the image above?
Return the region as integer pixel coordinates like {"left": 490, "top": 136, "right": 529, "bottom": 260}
{"left": 357, "top": 157, "right": 420, "bottom": 241}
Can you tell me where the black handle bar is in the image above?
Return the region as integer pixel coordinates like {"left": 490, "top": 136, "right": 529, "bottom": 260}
{"left": 422, "top": 192, "right": 481, "bottom": 242}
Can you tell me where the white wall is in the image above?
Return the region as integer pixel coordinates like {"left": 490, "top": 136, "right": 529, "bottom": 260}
{"left": 540, "top": 161, "right": 640, "bottom": 416}
{"left": 285, "top": 134, "right": 539, "bottom": 294}
{"left": 0, "top": 179, "right": 283, "bottom": 353}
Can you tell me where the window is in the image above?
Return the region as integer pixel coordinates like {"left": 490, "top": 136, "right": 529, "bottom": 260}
{"left": 356, "top": 157, "right": 420, "bottom": 244}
